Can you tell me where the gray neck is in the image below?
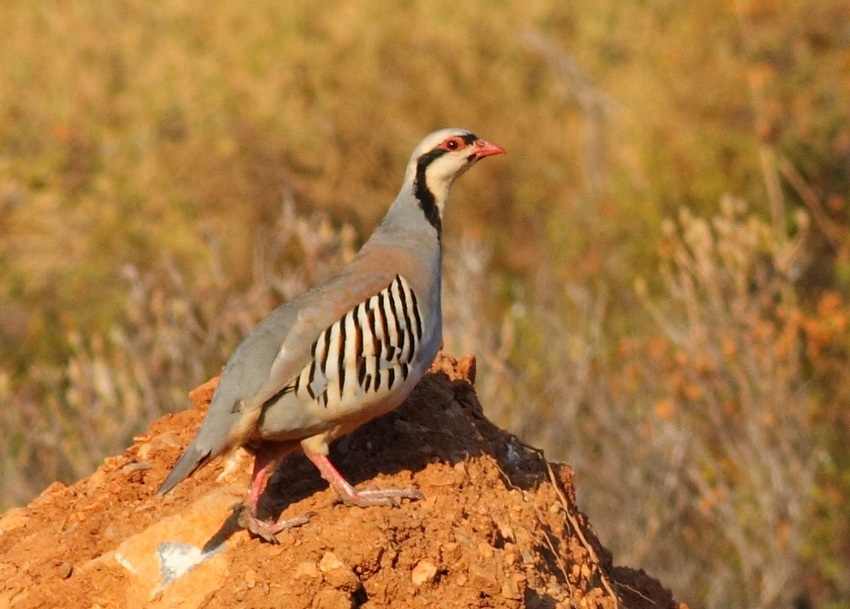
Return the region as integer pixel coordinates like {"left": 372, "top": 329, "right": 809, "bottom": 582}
{"left": 375, "top": 186, "right": 443, "bottom": 246}
{"left": 366, "top": 186, "right": 444, "bottom": 357}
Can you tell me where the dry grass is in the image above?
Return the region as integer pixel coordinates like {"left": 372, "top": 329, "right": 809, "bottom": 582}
{"left": 445, "top": 199, "right": 827, "bottom": 608}
{"left": 0, "top": 200, "right": 355, "bottom": 503}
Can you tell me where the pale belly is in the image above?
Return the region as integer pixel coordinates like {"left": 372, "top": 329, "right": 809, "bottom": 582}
{"left": 254, "top": 360, "right": 427, "bottom": 444}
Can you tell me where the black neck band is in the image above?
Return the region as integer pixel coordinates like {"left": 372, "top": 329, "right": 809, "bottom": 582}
{"left": 413, "top": 148, "right": 447, "bottom": 234}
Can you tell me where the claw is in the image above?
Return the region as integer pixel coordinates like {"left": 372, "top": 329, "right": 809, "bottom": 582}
{"left": 235, "top": 502, "right": 315, "bottom": 543}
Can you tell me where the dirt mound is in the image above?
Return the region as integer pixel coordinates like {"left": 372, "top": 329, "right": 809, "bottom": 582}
{"left": 0, "top": 353, "right": 683, "bottom": 609}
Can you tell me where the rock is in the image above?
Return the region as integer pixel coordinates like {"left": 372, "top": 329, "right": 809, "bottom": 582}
{"left": 0, "top": 353, "right": 680, "bottom": 609}
{"left": 411, "top": 560, "right": 438, "bottom": 586}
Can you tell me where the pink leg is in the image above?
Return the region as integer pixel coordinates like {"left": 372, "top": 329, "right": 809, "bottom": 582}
{"left": 236, "top": 444, "right": 313, "bottom": 543}
{"left": 304, "top": 450, "right": 423, "bottom": 508}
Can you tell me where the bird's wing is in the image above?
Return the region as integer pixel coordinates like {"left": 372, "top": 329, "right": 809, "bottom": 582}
{"left": 227, "top": 269, "right": 398, "bottom": 416}
{"left": 156, "top": 269, "right": 400, "bottom": 496}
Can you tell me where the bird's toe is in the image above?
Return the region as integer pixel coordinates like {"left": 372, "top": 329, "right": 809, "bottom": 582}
{"left": 235, "top": 502, "right": 314, "bottom": 543}
{"left": 335, "top": 486, "right": 424, "bottom": 508}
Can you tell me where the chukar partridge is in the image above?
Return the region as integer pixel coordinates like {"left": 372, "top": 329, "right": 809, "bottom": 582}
{"left": 157, "top": 128, "right": 505, "bottom": 541}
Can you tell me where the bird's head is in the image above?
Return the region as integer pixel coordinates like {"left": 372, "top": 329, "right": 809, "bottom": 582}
{"left": 404, "top": 128, "right": 505, "bottom": 233}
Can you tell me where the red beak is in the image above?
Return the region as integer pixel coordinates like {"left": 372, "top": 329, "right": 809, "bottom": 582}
{"left": 472, "top": 138, "right": 506, "bottom": 159}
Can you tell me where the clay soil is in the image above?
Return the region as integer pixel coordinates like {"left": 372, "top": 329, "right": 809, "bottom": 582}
{"left": 0, "top": 353, "right": 683, "bottom": 609}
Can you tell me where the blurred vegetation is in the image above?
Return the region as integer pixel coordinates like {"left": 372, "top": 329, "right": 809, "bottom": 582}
{"left": 1, "top": 1, "right": 849, "bottom": 608}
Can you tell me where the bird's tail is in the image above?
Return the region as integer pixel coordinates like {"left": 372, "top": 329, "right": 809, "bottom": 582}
{"left": 156, "top": 444, "right": 212, "bottom": 496}
{"left": 156, "top": 389, "right": 262, "bottom": 495}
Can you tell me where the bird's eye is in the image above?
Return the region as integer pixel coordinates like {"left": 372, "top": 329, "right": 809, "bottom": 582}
{"left": 442, "top": 137, "right": 463, "bottom": 151}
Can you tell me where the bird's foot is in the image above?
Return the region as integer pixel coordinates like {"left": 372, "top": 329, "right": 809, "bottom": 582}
{"left": 233, "top": 502, "right": 315, "bottom": 544}
{"left": 303, "top": 450, "right": 425, "bottom": 508}
{"left": 334, "top": 486, "right": 425, "bottom": 508}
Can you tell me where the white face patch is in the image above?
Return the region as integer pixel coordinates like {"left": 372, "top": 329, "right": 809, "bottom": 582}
{"left": 423, "top": 151, "right": 474, "bottom": 219}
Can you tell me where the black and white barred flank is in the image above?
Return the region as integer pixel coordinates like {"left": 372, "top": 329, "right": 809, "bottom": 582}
{"left": 290, "top": 275, "right": 423, "bottom": 407}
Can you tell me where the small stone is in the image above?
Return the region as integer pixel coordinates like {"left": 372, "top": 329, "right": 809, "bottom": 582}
{"left": 318, "top": 552, "right": 345, "bottom": 573}
{"left": 311, "top": 588, "right": 352, "bottom": 609}
{"left": 244, "top": 568, "right": 257, "bottom": 588}
{"left": 319, "top": 551, "right": 360, "bottom": 592}
{"left": 501, "top": 578, "right": 522, "bottom": 600}
{"left": 295, "top": 561, "right": 321, "bottom": 579}
{"left": 469, "top": 564, "right": 501, "bottom": 596}
{"left": 411, "top": 560, "right": 437, "bottom": 586}
{"left": 477, "top": 542, "right": 494, "bottom": 559}
{"left": 57, "top": 562, "right": 73, "bottom": 579}
{"left": 546, "top": 583, "right": 562, "bottom": 597}
{"left": 120, "top": 461, "right": 152, "bottom": 475}
{"left": 43, "top": 481, "right": 66, "bottom": 495}
{"left": 497, "top": 521, "right": 515, "bottom": 541}
{"left": 324, "top": 566, "right": 361, "bottom": 592}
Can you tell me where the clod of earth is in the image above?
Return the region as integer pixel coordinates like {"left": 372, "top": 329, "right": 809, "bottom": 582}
{"left": 0, "top": 353, "right": 686, "bottom": 609}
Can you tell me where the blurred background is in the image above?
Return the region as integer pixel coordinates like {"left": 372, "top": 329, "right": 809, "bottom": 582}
{"left": 1, "top": 1, "right": 848, "bottom": 607}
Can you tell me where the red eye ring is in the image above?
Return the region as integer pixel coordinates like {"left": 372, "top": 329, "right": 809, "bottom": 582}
{"left": 442, "top": 137, "right": 464, "bottom": 151}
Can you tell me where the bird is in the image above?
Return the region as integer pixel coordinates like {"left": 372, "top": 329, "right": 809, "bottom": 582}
{"left": 156, "top": 128, "right": 505, "bottom": 541}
